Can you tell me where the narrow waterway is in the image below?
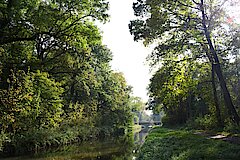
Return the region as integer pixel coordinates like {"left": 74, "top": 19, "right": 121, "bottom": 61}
{"left": 1, "top": 127, "right": 150, "bottom": 160}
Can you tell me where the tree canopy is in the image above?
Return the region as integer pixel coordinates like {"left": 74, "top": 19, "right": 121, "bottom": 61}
{"left": 0, "top": 0, "right": 134, "bottom": 154}
{"left": 129, "top": 0, "right": 240, "bottom": 126}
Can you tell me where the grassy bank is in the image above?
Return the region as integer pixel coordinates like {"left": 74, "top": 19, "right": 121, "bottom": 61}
{"left": 137, "top": 127, "right": 240, "bottom": 160}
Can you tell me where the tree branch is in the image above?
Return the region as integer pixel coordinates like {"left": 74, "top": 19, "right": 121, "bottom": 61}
{"left": 177, "top": 0, "right": 200, "bottom": 11}
{"left": 0, "top": 35, "right": 36, "bottom": 45}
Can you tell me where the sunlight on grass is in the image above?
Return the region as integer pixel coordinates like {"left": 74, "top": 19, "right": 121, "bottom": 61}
{"left": 137, "top": 127, "right": 240, "bottom": 160}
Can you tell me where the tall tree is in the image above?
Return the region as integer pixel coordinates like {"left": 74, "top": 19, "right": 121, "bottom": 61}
{"left": 129, "top": 0, "right": 240, "bottom": 124}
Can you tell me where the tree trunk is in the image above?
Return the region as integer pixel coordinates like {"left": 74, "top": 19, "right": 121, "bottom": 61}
{"left": 187, "top": 93, "right": 192, "bottom": 120}
{"left": 211, "top": 65, "right": 223, "bottom": 128}
{"left": 212, "top": 64, "right": 240, "bottom": 124}
{"left": 200, "top": 0, "right": 240, "bottom": 125}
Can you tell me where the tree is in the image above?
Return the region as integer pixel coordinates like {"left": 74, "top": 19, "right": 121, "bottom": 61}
{"left": 0, "top": 70, "right": 63, "bottom": 134}
{"left": 130, "top": 96, "right": 146, "bottom": 112}
{"left": 0, "top": 0, "right": 108, "bottom": 45}
{"left": 0, "top": 0, "right": 109, "bottom": 87}
{"left": 96, "top": 70, "right": 132, "bottom": 129}
{"left": 0, "top": 0, "right": 110, "bottom": 121}
{"left": 148, "top": 59, "right": 201, "bottom": 125}
{"left": 0, "top": 0, "right": 135, "bottom": 153}
{"left": 129, "top": 0, "right": 240, "bottom": 124}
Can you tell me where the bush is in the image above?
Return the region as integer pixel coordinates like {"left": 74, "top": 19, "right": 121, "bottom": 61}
{"left": 0, "top": 132, "right": 10, "bottom": 152}
{"left": 224, "top": 123, "right": 240, "bottom": 134}
{"left": 187, "top": 115, "right": 217, "bottom": 130}
{"left": 161, "top": 114, "right": 182, "bottom": 127}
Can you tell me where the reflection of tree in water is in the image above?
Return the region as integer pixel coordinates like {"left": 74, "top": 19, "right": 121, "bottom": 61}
{"left": 10, "top": 135, "right": 135, "bottom": 160}
{"left": 133, "top": 129, "right": 149, "bottom": 157}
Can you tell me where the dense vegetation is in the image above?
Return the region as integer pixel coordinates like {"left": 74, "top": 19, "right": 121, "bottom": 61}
{"left": 0, "top": 0, "right": 135, "bottom": 155}
{"left": 137, "top": 127, "right": 240, "bottom": 160}
{"left": 130, "top": 0, "right": 240, "bottom": 131}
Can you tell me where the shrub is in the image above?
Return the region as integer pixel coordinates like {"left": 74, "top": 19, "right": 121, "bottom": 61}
{"left": 187, "top": 115, "right": 217, "bottom": 130}
{"left": 0, "top": 131, "right": 10, "bottom": 152}
{"left": 224, "top": 122, "right": 240, "bottom": 134}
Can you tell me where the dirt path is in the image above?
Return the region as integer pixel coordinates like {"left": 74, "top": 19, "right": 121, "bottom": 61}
{"left": 194, "top": 131, "right": 240, "bottom": 144}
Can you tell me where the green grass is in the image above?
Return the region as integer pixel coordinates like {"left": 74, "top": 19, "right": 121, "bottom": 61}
{"left": 137, "top": 127, "right": 240, "bottom": 160}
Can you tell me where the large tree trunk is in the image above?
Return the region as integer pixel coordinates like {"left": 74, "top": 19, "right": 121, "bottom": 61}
{"left": 211, "top": 65, "right": 224, "bottom": 127}
{"left": 200, "top": 0, "right": 240, "bottom": 125}
{"left": 186, "top": 93, "right": 193, "bottom": 120}
{"left": 212, "top": 64, "right": 240, "bottom": 124}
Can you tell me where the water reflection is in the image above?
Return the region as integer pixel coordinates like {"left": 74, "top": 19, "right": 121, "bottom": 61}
{"left": 134, "top": 128, "right": 148, "bottom": 145}
{"left": 1, "top": 127, "right": 149, "bottom": 160}
{"left": 132, "top": 125, "right": 150, "bottom": 156}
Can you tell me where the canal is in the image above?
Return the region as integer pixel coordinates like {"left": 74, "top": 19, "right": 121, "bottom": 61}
{"left": 1, "top": 126, "right": 150, "bottom": 160}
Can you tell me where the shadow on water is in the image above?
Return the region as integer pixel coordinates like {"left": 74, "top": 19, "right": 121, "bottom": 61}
{"left": 1, "top": 127, "right": 150, "bottom": 160}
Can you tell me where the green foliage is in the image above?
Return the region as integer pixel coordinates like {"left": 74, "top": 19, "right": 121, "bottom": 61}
{"left": 130, "top": 96, "right": 146, "bottom": 112}
{"left": 0, "top": 0, "right": 133, "bottom": 155}
{"left": 137, "top": 127, "right": 240, "bottom": 160}
{"left": 223, "top": 123, "right": 240, "bottom": 134}
{"left": 189, "top": 115, "right": 217, "bottom": 130}
{"left": 0, "top": 131, "right": 10, "bottom": 152}
{"left": 96, "top": 71, "right": 133, "bottom": 129}
{"left": 131, "top": 0, "right": 240, "bottom": 127}
{"left": 148, "top": 60, "right": 203, "bottom": 125}
{"left": 0, "top": 70, "right": 64, "bottom": 133}
{"left": 0, "top": 0, "right": 109, "bottom": 45}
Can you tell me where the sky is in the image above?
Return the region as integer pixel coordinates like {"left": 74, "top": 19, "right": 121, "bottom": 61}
{"left": 99, "top": 0, "right": 152, "bottom": 102}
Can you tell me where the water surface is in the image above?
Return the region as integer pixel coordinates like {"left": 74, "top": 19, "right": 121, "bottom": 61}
{"left": 1, "top": 127, "right": 150, "bottom": 160}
